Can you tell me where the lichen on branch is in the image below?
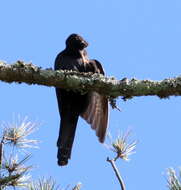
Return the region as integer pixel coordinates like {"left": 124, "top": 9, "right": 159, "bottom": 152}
{"left": 0, "top": 61, "right": 181, "bottom": 99}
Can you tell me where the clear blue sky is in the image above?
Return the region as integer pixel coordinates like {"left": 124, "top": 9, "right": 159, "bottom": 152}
{"left": 1, "top": 0, "right": 181, "bottom": 189}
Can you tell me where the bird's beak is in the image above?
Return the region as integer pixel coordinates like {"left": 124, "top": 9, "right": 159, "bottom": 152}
{"left": 81, "top": 40, "right": 88, "bottom": 48}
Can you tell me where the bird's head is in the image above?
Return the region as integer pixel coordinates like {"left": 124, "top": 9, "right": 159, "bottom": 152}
{"left": 65, "top": 34, "right": 88, "bottom": 51}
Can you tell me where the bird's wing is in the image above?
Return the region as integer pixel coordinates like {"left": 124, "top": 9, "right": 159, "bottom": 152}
{"left": 81, "top": 59, "right": 108, "bottom": 143}
{"left": 81, "top": 91, "right": 109, "bottom": 143}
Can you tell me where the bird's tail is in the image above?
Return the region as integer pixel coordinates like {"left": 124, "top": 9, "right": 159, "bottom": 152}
{"left": 57, "top": 114, "right": 79, "bottom": 166}
{"left": 57, "top": 147, "right": 71, "bottom": 166}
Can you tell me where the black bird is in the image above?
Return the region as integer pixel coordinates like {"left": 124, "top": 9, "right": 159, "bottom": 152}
{"left": 54, "top": 34, "right": 108, "bottom": 166}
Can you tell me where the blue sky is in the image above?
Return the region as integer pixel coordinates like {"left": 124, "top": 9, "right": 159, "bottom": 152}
{"left": 1, "top": 0, "right": 181, "bottom": 189}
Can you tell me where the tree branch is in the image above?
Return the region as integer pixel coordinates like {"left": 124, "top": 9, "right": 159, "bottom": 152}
{"left": 0, "top": 61, "right": 181, "bottom": 99}
{"left": 0, "top": 174, "right": 24, "bottom": 188}
{"left": 107, "top": 157, "right": 126, "bottom": 190}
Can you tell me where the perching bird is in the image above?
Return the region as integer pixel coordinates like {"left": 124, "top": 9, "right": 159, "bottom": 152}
{"left": 54, "top": 34, "right": 108, "bottom": 166}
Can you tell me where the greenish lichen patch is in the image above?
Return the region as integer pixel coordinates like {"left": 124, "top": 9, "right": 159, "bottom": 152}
{"left": 0, "top": 61, "right": 181, "bottom": 99}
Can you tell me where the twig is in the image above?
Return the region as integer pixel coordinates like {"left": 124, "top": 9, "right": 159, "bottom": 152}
{"left": 0, "top": 174, "right": 21, "bottom": 187}
{"left": 107, "top": 157, "right": 126, "bottom": 190}
{"left": 72, "top": 183, "right": 82, "bottom": 190}
{"left": 0, "top": 137, "right": 4, "bottom": 167}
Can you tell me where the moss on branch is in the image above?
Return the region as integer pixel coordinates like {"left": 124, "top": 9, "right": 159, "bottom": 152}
{"left": 0, "top": 61, "right": 181, "bottom": 99}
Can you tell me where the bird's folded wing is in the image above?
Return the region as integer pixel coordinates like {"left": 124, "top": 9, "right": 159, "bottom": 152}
{"left": 80, "top": 92, "right": 108, "bottom": 143}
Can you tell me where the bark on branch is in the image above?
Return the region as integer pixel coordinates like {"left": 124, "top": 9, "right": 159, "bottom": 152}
{"left": 0, "top": 61, "right": 181, "bottom": 99}
{"left": 107, "top": 157, "right": 126, "bottom": 190}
